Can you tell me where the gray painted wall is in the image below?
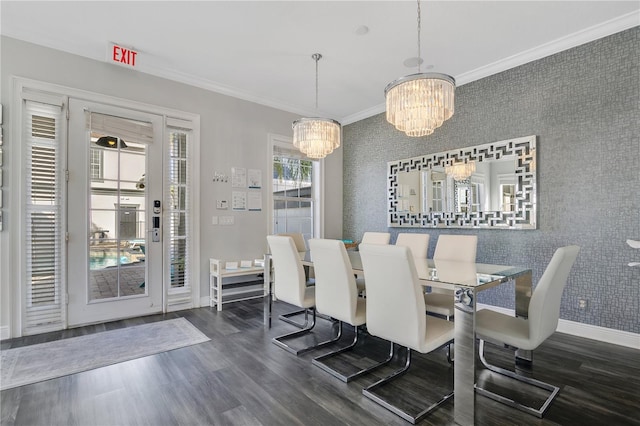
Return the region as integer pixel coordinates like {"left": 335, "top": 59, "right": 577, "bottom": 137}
{"left": 0, "top": 36, "right": 343, "bottom": 331}
{"left": 343, "top": 28, "right": 639, "bottom": 333}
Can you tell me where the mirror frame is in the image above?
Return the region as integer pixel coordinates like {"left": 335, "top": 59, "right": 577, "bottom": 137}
{"left": 387, "top": 135, "right": 537, "bottom": 229}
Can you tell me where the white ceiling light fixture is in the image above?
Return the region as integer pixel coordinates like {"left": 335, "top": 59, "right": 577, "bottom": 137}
{"left": 385, "top": 0, "right": 455, "bottom": 137}
{"left": 292, "top": 53, "right": 341, "bottom": 159}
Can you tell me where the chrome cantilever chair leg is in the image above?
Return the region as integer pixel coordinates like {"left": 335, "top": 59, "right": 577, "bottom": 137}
{"left": 475, "top": 339, "right": 560, "bottom": 418}
{"left": 362, "top": 343, "right": 454, "bottom": 425}
{"left": 279, "top": 308, "right": 335, "bottom": 328}
{"left": 278, "top": 309, "right": 309, "bottom": 329}
{"left": 312, "top": 325, "right": 394, "bottom": 382}
{"left": 278, "top": 280, "right": 316, "bottom": 328}
{"left": 272, "top": 311, "right": 344, "bottom": 356}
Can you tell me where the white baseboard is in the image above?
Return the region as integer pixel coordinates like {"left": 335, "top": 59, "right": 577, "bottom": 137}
{"left": 478, "top": 304, "right": 640, "bottom": 350}
{"left": 555, "top": 319, "right": 640, "bottom": 350}
{"left": 200, "top": 296, "right": 210, "bottom": 308}
{"left": 1, "top": 326, "right": 10, "bottom": 340}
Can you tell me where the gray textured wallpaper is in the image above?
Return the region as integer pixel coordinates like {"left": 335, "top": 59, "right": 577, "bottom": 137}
{"left": 343, "top": 28, "right": 639, "bottom": 333}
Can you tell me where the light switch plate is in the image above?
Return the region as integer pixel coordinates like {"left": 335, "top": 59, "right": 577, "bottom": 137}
{"left": 211, "top": 216, "right": 218, "bottom": 225}
{"left": 220, "top": 216, "right": 234, "bottom": 226}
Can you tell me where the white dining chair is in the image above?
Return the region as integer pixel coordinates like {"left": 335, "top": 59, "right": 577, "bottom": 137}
{"left": 275, "top": 232, "right": 313, "bottom": 328}
{"left": 277, "top": 232, "right": 307, "bottom": 253}
{"left": 424, "top": 234, "right": 478, "bottom": 320}
{"left": 309, "top": 239, "right": 393, "bottom": 382}
{"left": 267, "top": 235, "right": 325, "bottom": 355}
{"left": 360, "top": 231, "right": 391, "bottom": 245}
{"left": 354, "top": 232, "right": 391, "bottom": 284}
{"left": 475, "top": 245, "right": 580, "bottom": 418}
{"left": 395, "top": 233, "right": 429, "bottom": 259}
{"left": 359, "top": 243, "right": 454, "bottom": 424}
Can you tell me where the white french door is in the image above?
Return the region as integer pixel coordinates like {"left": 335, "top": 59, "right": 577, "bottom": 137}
{"left": 66, "top": 99, "right": 163, "bottom": 326}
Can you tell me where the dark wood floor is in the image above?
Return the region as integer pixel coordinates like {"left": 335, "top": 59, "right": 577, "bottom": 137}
{"left": 2, "top": 298, "right": 639, "bottom": 426}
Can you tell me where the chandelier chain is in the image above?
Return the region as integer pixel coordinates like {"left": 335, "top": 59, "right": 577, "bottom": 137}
{"left": 417, "top": 0, "right": 421, "bottom": 73}
{"left": 311, "top": 53, "right": 322, "bottom": 110}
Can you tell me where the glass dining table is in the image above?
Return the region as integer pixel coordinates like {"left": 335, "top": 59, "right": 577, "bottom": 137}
{"left": 263, "top": 250, "right": 533, "bottom": 426}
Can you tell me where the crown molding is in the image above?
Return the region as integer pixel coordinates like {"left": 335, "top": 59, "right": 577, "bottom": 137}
{"left": 342, "top": 12, "right": 639, "bottom": 125}
{"left": 4, "top": 11, "right": 638, "bottom": 125}
{"left": 455, "top": 10, "right": 640, "bottom": 86}
{"left": 341, "top": 103, "right": 386, "bottom": 125}
{"left": 136, "top": 64, "right": 319, "bottom": 118}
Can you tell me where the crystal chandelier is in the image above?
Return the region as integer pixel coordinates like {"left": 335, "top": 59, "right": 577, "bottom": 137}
{"left": 385, "top": 0, "right": 455, "bottom": 137}
{"left": 446, "top": 161, "right": 476, "bottom": 181}
{"left": 293, "top": 53, "right": 341, "bottom": 159}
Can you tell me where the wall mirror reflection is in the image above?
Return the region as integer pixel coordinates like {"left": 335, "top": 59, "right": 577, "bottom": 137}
{"left": 388, "top": 135, "right": 536, "bottom": 229}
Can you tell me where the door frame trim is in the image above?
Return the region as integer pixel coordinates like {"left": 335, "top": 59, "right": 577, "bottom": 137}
{"left": 8, "top": 76, "right": 201, "bottom": 337}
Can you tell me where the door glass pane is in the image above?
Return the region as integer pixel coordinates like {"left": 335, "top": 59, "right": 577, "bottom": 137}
{"left": 89, "top": 134, "right": 146, "bottom": 300}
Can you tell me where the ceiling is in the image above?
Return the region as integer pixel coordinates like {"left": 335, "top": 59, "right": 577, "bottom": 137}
{"left": 2, "top": 1, "right": 638, "bottom": 124}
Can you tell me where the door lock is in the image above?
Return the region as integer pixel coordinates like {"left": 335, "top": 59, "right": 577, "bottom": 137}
{"left": 152, "top": 216, "right": 160, "bottom": 242}
{"left": 152, "top": 200, "right": 161, "bottom": 242}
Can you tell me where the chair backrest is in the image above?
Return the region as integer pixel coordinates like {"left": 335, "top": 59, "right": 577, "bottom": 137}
{"left": 359, "top": 243, "right": 426, "bottom": 351}
{"left": 361, "top": 232, "right": 391, "bottom": 245}
{"left": 277, "top": 232, "right": 307, "bottom": 252}
{"left": 309, "top": 239, "right": 360, "bottom": 324}
{"left": 395, "top": 233, "right": 429, "bottom": 259}
{"left": 528, "top": 245, "right": 580, "bottom": 347}
{"left": 434, "top": 234, "right": 478, "bottom": 262}
{"left": 266, "top": 235, "right": 307, "bottom": 307}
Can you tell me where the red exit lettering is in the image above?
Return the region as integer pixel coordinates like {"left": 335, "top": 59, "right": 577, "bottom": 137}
{"left": 111, "top": 44, "right": 138, "bottom": 67}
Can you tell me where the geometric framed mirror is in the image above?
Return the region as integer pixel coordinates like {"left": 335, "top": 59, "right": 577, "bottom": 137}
{"left": 388, "top": 135, "right": 536, "bottom": 229}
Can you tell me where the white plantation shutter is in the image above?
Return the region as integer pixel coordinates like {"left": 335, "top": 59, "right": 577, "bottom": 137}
{"left": 166, "top": 118, "right": 193, "bottom": 309}
{"left": 23, "top": 99, "right": 66, "bottom": 334}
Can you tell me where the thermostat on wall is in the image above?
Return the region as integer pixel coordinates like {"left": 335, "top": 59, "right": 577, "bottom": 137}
{"left": 216, "top": 200, "right": 228, "bottom": 209}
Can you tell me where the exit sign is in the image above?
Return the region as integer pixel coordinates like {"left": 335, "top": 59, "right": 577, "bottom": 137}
{"left": 108, "top": 43, "right": 138, "bottom": 68}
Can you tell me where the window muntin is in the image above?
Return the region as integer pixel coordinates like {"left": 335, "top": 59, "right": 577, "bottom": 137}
{"left": 272, "top": 147, "right": 316, "bottom": 242}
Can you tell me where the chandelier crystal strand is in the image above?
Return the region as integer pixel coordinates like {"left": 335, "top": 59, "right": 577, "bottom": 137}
{"left": 384, "top": 0, "right": 455, "bottom": 137}
{"left": 293, "top": 118, "right": 340, "bottom": 159}
{"left": 445, "top": 161, "right": 476, "bottom": 181}
{"left": 292, "top": 53, "right": 341, "bottom": 159}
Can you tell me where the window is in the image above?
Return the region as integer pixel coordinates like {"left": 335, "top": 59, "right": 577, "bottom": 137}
{"left": 271, "top": 142, "right": 318, "bottom": 242}
{"left": 469, "top": 182, "right": 482, "bottom": 213}
{"left": 431, "top": 181, "right": 444, "bottom": 212}
{"left": 497, "top": 173, "right": 517, "bottom": 213}
{"left": 500, "top": 184, "right": 516, "bottom": 212}
{"left": 89, "top": 148, "right": 103, "bottom": 180}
